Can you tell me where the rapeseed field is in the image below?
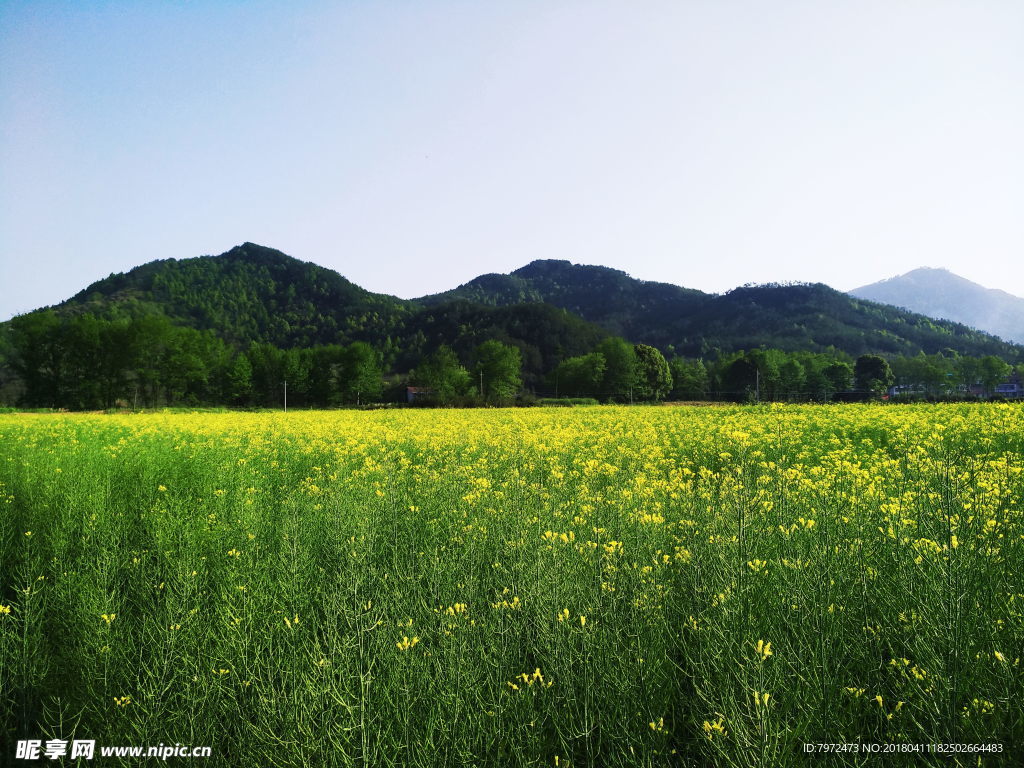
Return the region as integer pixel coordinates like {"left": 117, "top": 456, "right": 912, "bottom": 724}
{"left": 1, "top": 404, "right": 1021, "bottom": 766}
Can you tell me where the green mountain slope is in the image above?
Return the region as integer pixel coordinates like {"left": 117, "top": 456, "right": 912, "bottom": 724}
{"left": 63, "top": 242, "right": 411, "bottom": 348}
{"left": 9, "top": 245, "right": 1024, "bottom": 365}
{"left": 27, "top": 244, "right": 612, "bottom": 386}
{"left": 4, "top": 244, "right": 1024, "bottom": 408}
{"left": 421, "top": 261, "right": 1022, "bottom": 360}
{"left": 422, "top": 259, "right": 710, "bottom": 341}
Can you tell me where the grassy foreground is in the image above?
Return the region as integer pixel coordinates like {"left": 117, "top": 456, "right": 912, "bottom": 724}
{"left": 1, "top": 404, "right": 1022, "bottom": 766}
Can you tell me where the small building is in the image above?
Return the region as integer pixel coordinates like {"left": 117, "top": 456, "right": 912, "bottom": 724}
{"left": 406, "top": 386, "right": 435, "bottom": 403}
{"left": 993, "top": 372, "right": 1024, "bottom": 399}
{"left": 887, "top": 384, "right": 925, "bottom": 398}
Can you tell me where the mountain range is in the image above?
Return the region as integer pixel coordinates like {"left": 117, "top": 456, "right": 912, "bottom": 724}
{"left": 9, "top": 243, "right": 1024, "bottom": 380}
{"left": 850, "top": 268, "right": 1024, "bottom": 345}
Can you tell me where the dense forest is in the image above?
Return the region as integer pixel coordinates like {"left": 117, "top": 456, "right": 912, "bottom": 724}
{"left": 425, "top": 258, "right": 1023, "bottom": 358}
{"left": 2, "top": 243, "right": 1022, "bottom": 409}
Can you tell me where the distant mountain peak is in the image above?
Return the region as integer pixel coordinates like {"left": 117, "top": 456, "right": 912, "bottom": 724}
{"left": 514, "top": 258, "right": 573, "bottom": 270}
{"left": 220, "top": 242, "right": 300, "bottom": 263}
{"left": 878, "top": 267, "right": 975, "bottom": 285}
{"left": 850, "top": 269, "right": 1024, "bottom": 344}
{"left": 513, "top": 258, "right": 623, "bottom": 276}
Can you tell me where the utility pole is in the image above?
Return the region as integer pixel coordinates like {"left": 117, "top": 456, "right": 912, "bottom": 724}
{"left": 755, "top": 368, "right": 760, "bottom": 404}
{"left": 479, "top": 371, "right": 484, "bottom": 399}
{"left": 283, "top": 380, "right": 288, "bottom": 412}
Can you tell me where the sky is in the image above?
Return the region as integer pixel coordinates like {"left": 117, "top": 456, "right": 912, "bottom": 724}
{"left": 2, "top": 0, "right": 1023, "bottom": 320}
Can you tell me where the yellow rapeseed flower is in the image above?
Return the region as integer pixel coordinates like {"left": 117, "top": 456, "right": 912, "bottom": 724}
{"left": 702, "top": 714, "right": 727, "bottom": 740}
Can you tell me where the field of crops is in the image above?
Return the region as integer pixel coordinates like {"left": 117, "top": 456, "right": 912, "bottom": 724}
{"left": 1, "top": 404, "right": 1022, "bottom": 766}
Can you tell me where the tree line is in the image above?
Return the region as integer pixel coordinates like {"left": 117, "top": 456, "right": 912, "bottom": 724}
{"left": 0, "top": 310, "right": 1019, "bottom": 409}
{"left": 663, "top": 349, "right": 1018, "bottom": 401}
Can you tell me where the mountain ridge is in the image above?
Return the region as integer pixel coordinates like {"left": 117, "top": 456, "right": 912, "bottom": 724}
{"left": 13, "top": 244, "right": 1024, "bottom": 364}
{"left": 419, "top": 257, "right": 1021, "bottom": 359}
{"left": 850, "top": 267, "right": 1024, "bottom": 344}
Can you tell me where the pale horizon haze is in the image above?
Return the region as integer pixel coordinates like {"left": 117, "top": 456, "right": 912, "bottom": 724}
{"left": 2, "top": 0, "right": 1023, "bottom": 319}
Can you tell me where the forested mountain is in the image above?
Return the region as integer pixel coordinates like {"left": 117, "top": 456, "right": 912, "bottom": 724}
{"left": 3, "top": 244, "right": 1023, "bottom": 409}
{"left": 62, "top": 242, "right": 411, "bottom": 348}
{"left": 0, "top": 245, "right": 615, "bottom": 404}
{"left": 51, "top": 245, "right": 609, "bottom": 370}
{"left": 851, "top": 268, "right": 1024, "bottom": 345}
{"left": 426, "top": 260, "right": 1023, "bottom": 359}
{"left": 422, "top": 260, "right": 709, "bottom": 341}
{"left": 676, "top": 282, "right": 1021, "bottom": 358}
{"left": 17, "top": 246, "right": 1024, "bottom": 362}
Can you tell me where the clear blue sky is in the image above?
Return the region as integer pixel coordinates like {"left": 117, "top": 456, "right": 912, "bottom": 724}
{"left": 2, "top": 0, "right": 1022, "bottom": 320}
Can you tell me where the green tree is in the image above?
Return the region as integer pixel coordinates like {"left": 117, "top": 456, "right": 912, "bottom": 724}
{"left": 669, "top": 358, "right": 708, "bottom": 400}
{"left": 0, "top": 326, "right": 14, "bottom": 405}
{"left": 822, "top": 361, "right": 854, "bottom": 393}
{"left": 247, "top": 342, "right": 287, "bottom": 406}
{"left": 306, "top": 345, "right": 346, "bottom": 406}
{"left": 550, "top": 352, "right": 605, "bottom": 398}
{"left": 955, "top": 356, "right": 981, "bottom": 391}
{"left": 778, "top": 358, "right": 806, "bottom": 400}
{"left": 126, "top": 315, "right": 178, "bottom": 407}
{"left": 473, "top": 340, "right": 522, "bottom": 404}
{"left": 595, "top": 337, "right": 638, "bottom": 402}
{"left": 802, "top": 358, "right": 831, "bottom": 400}
{"left": 978, "top": 355, "right": 1011, "bottom": 395}
{"left": 891, "top": 354, "right": 951, "bottom": 396}
{"left": 279, "top": 348, "right": 309, "bottom": 406}
{"left": 63, "top": 315, "right": 138, "bottom": 408}
{"left": 226, "top": 354, "right": 253, "bottom": 405}
{"left": 8, "top": 310, "right": 67, "bottom": 407}
{"left": 747, "top": 349, "right": 781, "bottom": 400}
{"left": 339, "top": 342, "right": 383, "bottom": 405}
{"left": 854, "top": 355, "right": 894, "bottom": 394}
{"left": 633, "top": 344, "right": 672, "bottom": 401}
{"left": 160, "top": 328, "right": 216, "bottom": 405}
{"left": 413, "top": 345, "right": 472, "bottom": 404}
{"left": 722, "top": 357, "right": 759, "bottom": 401}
